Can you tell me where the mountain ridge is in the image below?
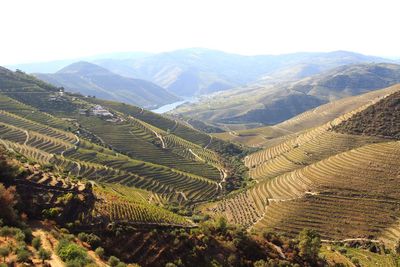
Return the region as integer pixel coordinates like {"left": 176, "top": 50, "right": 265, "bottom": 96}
{"left": 34, "top": 61, "right": 180, "bottom": 108}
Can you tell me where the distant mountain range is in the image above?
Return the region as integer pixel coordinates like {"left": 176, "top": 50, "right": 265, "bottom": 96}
{"left": 10, "top": 48, "right": 394, "bottom": 97}
{"left": 172, "top": 63, "right": 400, "bottom": 126}
{"left": 34, "top": 61, "right": 179, "bottom": 108}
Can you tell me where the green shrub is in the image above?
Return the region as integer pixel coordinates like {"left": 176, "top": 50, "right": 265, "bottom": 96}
{"left": 56, "top": 239, "right": 90, "bottom": 266}
{"left": 14, "top": 231, "right": 25, "bottom": 242}
{"left": 32, "top": 236, "right": 42, "bottom": 250}
{"left": 0, "top": 247, "right": 10, "bottom": 262}
{"left": 16, "top": 249, "right": 30, "bottom": 263}
{"left": 108, "top": 255, "right": 120, "bottom": 267}
{"left": 297, "top": 229, "right": 321, "bottom": 262}
{"left": 95, "top": 247, "right": 105, "bottom": 259}
{"left": 77, "top": 232, "right": 101, "bottom": 248}
{"left": 38, "top": 248, "right": 51, "bottom": 264}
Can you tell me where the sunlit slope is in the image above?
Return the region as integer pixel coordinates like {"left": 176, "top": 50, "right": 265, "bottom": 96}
{"left": 214, "top": 84, "right": 400, "bottom": 147}
{"left": 244, "top": 88, "right": 400, "bottom": 181}
{"left": 206, "top": 89, "right": 400, "bottom": 246}
{"left": 0, "top": 67, "right": 230, "bottom": 206}
{"left": 1, "top": 147, "right": 192, "bottom": 227}
{"left": 208, "top": 141, "right": 400, "bottom": 246}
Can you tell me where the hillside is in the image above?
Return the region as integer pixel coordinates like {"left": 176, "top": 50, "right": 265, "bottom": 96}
{"left": 34, "top": 61, "right": 180, "bottom": 109}
{"left": 88, "top": 49, "right": 390, "bottom": 97}
{"left": 203, "top": 86, "right": 400, "bottom": 249}
{"left": 0, "top": 66, "right": 251, "bottom": 208}
{"left": 173, "top": 63, "right": 400, "bottom": 126}
{"left": 333, "top": 90, "right": 400, "bottom": 139}
{"left": 0, "top": 85, "right": 320, "bottom": 266}
{"left": 213, "top": 85, "right": 400, "bottom": 147}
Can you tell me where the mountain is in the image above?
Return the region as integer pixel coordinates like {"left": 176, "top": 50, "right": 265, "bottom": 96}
{"left": 7, "top": 51, "right": 152, "bottom": 73}
{"left": 172, "top": 63, "right": 400, "bottom": 126}
{"left": 205, "top": 85, "right": 400, "bottom": 249}
{"left": 213, "top": 85, "right": 400, "bottom": 147}
{"left": 2, "top": 65, "right": 400, "bottom": 266}
{"left": 34, "top": 61, "right": 180, "bottom": 108}
{"left": 94, "top": 49, "right": 391, "bottom": 96}
{"left": 13, "top": 48, "right": 391, "bottom": 97}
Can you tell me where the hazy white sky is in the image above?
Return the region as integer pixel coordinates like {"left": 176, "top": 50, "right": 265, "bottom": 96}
{"left": 1, "top": 0, "right": 399, "bottom": 64}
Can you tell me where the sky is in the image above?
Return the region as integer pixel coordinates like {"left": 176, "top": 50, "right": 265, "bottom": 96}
{"left": 1, "top": 0, "right": 400, "bottom": 65}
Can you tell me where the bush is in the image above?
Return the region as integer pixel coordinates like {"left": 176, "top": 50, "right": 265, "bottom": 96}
{"left": 32, "top": 236, "right": 42, "bottom": 250}
{"left": 77, "top": 232, "right": 101, "bottom": 248}
{"left": 56, "top": 239, "right": 90, "bottom": 266}
{"left": 95, "top": 247, "right": 105, "bottom": 259}
{"left": 14, "top": 231, "right": 25, "bottom": 242}
{"left": 0, "top": 247, "right": 10, "bottom": 262}
{"left": 38, "top": 248, "right": 51, "bottom": 264}
{"left": 297, "top": 229, "right": 321, "bottom": 262}
{"left": 108, "top": 255, "right": 121, "bottom": 267}
{"left": 16, "top": 249, "right": 30, "bottom": 263}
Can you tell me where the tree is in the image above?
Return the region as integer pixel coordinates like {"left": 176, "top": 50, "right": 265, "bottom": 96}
{"left": 108, "top": 256, "right": 120, "bottom": 267}
{"left": 0, "top": 227, "right": 12, "bottom": 240}
{"left": 32, "top": 237, "right": 42, "bottom": 250}
{"left": 38, "top": 248, "right": 51, "bottom": 264}
{"left": 216, "top": 216, "right": 227, "bottom": 233}
{"left": 0, "top": 184, "right": 18, "bottom": 223}
{"left": 297, "top": 229, "right": 321, "bottom": 262}
{"left": 56, "top": 239, "right": 90, "bottom": 266}
{"left": 0, "top": 247, "right": 10, "bottom": 262}
{"left": 16, "top": 249, "right": 30, "bottom": 263}
{"left": 95, "top": 247, "right": 104, "bottom": 259}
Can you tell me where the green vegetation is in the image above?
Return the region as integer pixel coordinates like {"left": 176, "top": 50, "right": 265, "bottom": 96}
{"left": 38, "top": 247, "right": 51, "bottom": 264}
{"left": 56, "top": 239, "right": 91, "bottom": 266}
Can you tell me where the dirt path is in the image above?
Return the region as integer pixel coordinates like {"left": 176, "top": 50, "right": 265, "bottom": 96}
{"left": 32, "top": 229, "right": 64, "bottom": 267}
{"left": 152, "top": 130, "right": 166, "bottom": 148}
{"left": 23, "top": 130, "right": 29, "bottom": 145}
{"left": 322, "top": 238, "right": 381, "bottom": 243}
{"left": 188, "top": 148, "right": 204, "bottom": 162}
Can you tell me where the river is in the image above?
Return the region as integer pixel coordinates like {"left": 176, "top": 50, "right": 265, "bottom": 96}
{"left": 151, "top": 97, "right": 198, "bottom": 114}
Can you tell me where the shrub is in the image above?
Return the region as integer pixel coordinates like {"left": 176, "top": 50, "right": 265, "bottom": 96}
{"left": 0, "top": 227, "right": 12, "bottom": 240}
{"left": 77, "top": 232, "right": 101, "bottom": 248}
{"left": 56, "top": 239, "right": 90, "bottom": 266}
{"left": 14, "top": 231, "right": 25, "bottom": 242}
{"left": 38, "top": 248, "right": 51, "bottom": 264}
{"left": 297, "top": 229, "right": 321, "bottom": 262}
{"left": 95, "top": 247, "right": 104, "bottom": 259}
{"left": 32, "top": 236, "right": 42, "bottom": 250}
{"left": 108, "top": 255, "right": 120, "bottom": 266}
{"left": 0, "top": 247, "right": 10, "bottom": 262}
{"left": 16, "top": 249, "right": 30, "bottom": 263}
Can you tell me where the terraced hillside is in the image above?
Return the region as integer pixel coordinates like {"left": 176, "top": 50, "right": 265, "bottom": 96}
{"left": 0, "top": 147, "right": 191, "bottom": 228}
{"left": 214, "top": 84, "right": 400, "bottom": 147}
{"left": 205, "top": 87, "right": 400, "bottom": 247}
{"left": 0, "top": 67, "right": 247, "bottom": 230}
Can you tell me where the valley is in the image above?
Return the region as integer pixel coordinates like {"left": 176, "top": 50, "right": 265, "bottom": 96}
{"left": 1, "top": 50, "right": 400, "bottom": 267}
